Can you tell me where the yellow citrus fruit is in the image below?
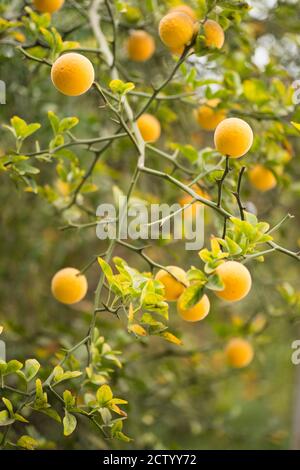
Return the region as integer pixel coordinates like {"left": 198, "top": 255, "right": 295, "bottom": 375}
{"left": 225, "top": 338, "right": 254, "bottom": 368}
{"left": 51, "top": 53, "right": 95, "bottom": 96}
{"left": 170, "top": 45, "right": 185, "bottom": 56}
{"left": 33, "top": 0, "right": 64, "bottom": 13}
{"left": 179, "top": 184, "right": 210, "bottom": 218}
{"left": 159, "top": 11, "right": 194, "bottom": 50}
{"left": 51, "top": 267, "right": 88, "bottom": 305}
{"left": 137, "top": 113, "right": 161, "bottom": 142}
{"left": 155, "top": 266, "right": 187, "bottom": 301}
{"left": 215, "top": 261, "right": 252, "bottom": 302}
{"left": 12, "top": 32, "right": 26, "bottom": 43}
{"left": 171, "top": 4, "right": 197, "bottom": 21}
{"left": 203, "top": 19, "right": 225, "bottom": 49}
{"left": 127, "top": 30, "right": 155, "bottom": 62}
{"left": 177, "top": 293, "right": 210, "bottom": 322}
{"left": 248, "top": 164, "right": 277, "bottom": 192}
{"left": 214, "top": 117, "right": 253, "bottom": 158}
{"left": 56, "top": 179, "right": 70, "bottom": 197}
{"left": 196, "top": 98, "right": 226, "bottom": 131}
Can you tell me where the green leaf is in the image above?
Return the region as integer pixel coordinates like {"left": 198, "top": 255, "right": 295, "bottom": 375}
{"left": 0, "top": 410, "right": 14, "bottom": 426}
{"left": 96, "top": 384, "right": 113, "bottom": 407}
{"left": 10, "top": 116, "right": 27, "bottom": 138}
{"left": 17, "top": 435, "right": 38, "bottom": 450}
{"left": 48, "top": 111, "right": 60, "bottom": 135}
{"left": 115, "top": 431, "right": 132, "bottom": 442}
{"left": 98, "top": 257, "right": 115, "bottom": 286}
{"left": 23, "top": 358, "right": 40, "bottom": 382}
{"left": 2, "top": 397, "right": 14, "bottom": 416}
{"left": 14, "top": 413, "right": 29, "bottom": 423}
{"left": 99, "top": 407, "right": 112, "bottom": 425}
{"left": 178, "top": 284, "right": 204, "bottom": 309}
{"left": 58, "top": 117, "right": 79, "bottom": 133}
{"left": 0, "top": 360, "right": 7, "bottom": 375}
{"left": 243, "top": 79, "right": 269, "bottom": 104}
{"left": 34, "top": 379, "right": 48, "bottom": 409}
{"left": 53, "top": 368, "right": 82, "bottom": 384}
{"left": 109, "top": 79, "right": 135, "bottom": 95}
{"left": 111, "top": 419, "right": 123, "bottom": 436}
{"left": 13, "top": 161, "right": 40, "bottom": 175}
{"left": 10, "top": 116, "right": 40, "bottom": 140}
{"left": 23, "top": 123, "right": 41, "bottom": 139}
{"left": 5, "top": 359, "right": 23, "bottom": 375}
{"left": 111, "top": 420, "right": 132, "bottom": 441}
{"left": 171, "top": 143, "right": 198, "bottom": 163}
{"left": 206, "top": 273, "right": 224, "bottom": 291}
{"left": 63, "top": 410, "right": 77, "bottom": 436}
{"left": 218, "top": 236, "right": 242, "bottom": 256}
{"left": 63, "top": 390, "right": 76, "bottom": 409}
{"left": 187, "top": 267, "right": 207, "bottom": 283}
{"left": 36, "top": 407, "right": 61, "bottom": 423}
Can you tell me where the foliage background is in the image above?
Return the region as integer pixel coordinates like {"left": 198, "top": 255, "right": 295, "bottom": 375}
{"left": 1, "top": 0, "right": 300, "bottom": 450}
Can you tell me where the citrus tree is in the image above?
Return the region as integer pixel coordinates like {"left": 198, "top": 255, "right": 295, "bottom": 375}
{"left": 1, "top": 0, "right": 300, "bottom": 450}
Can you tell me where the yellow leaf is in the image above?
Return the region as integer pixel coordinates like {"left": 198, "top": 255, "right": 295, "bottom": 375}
{"left": 160, "top": 332, "right": 183, "bottom": 346}
{"left": 0, "top": 326, "right": 3, "bottom": 335}
{"left": 291, "top": 121, "right": 300, "bottom": 131}
{"left": 128, "top": 324, "right": 147, "bottom": 337}
{"left": 128, "top": 303, "right": 134, "bottom": 323}
{"left": 109, "top": 403, "right": 127, "bottom": 417}
{"left": 210, "top": 237, "right": 220, "bottom": 256}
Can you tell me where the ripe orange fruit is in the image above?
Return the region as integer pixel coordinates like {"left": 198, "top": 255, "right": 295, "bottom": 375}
{"left": 225, "top": 338, "right": 254, "bottom": 368}
{"left": 137, "top": 113, "right": 161, "bottom": 142}
{"left": 196, "top": 99, "right": 226, "bottom": 131}
{"left": 171, "top": 4, "right": 197, "bottom": 21}
{"left": 127, "top": 30, "right": 155, "bottom": 62}
{"left": 248, "top": 164, "right": 277, "bottom": 192}
{"left": 51, "top": 53, "right": 95, "bottom": 96}
{"left": 214, "top": 117, "right": 253, "bottom": 158}
{"left": 177, "top": 293, "right": 210, "bottom": 322}
{"left": 51, "top": 267, "right": 88, "bottom": 305}
{"left": 33, "top": 0, "right": 64, "bottom": 13}
{"left": 159, "top": 11, "right": 195, "bottom": 50}
{"left": 203, "top": 20, "right": 225, "bottom": 49}
{"left": 215, "top": 261, "right": 252, "bottom": 302}
{"left": 155, "top": 266, "right": 187, "bottom": 301}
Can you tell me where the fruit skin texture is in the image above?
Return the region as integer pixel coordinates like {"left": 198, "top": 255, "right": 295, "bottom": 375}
{"left": 51, "top": 268, "right": 88, "bottom": 305}
{"left": 225, "top": 338, "right": 254, "bottom": 368}
{"left": 171, "top": 5, "right": 197, "bottom": 21}
{"left": 215, "top": 261, "right": 252, "bottom": 302}
{"left": 127, "top": 30, "right": 155, "bottom": 62}
{"left": 155, "top": 266, "right": 187, "bottom": 301}
{"left": 249, "top": 164, "right": 277, "bottom": 192}
{"left": 33, "top": 0, "right": 64, "bottom": 13}
{"left": 214, "top": 117, "right": 253, "bottom": 158}
{"left": 51, "top": 53, "right": 95, "bottom": 97}
{"left": 196, "top": 99, "right": 226, "bottom": 131}
{"left": 137, "top": 114, "right": 161, "bottom": 142}
{"left": 177, "top": 293, "right": 210, "bottom": 322}
{"left": 159, "top": 12, "right": 194, "bottom": 49}
{"left": 203, "top": 20, "right": 225, "bottom": 49}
